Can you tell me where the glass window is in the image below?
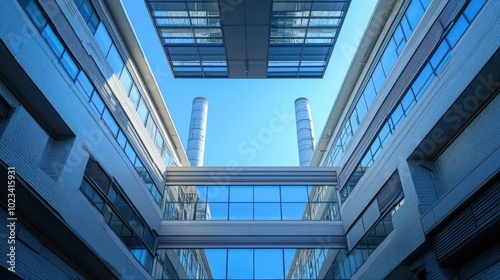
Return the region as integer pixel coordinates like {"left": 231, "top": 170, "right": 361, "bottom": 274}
{"left": 196, "top": 186, "right": 208, "bottom": 202}
{"left": 155, "top": 133, "right": 164, "bottom": 152}
{"left": 124, "top": 142, "right": 137, "bottom": 164}
{"left": 284, "top": 249, "right": 296, "bottom": 275}
{"left": 109, "top": 212, "right": 123, "bottom": 235}
{"left": 95, "top": 22, "right": 112, "bottom": 55}
{"left": 146, "top": 115, "right": 157, "bottom": 140}
{"left": 119, "top": 68, "right": 133, "bottom": 94}
{"left": 88, "top": 12, "right": 100, "bottom": 34}
{"left": 400, "top": 16, "right": 412, "bottom": 42}
{"left": 102, "top": 108, "right": 119, "bottom": 136}
{"left": 229, "top": 186, "right": 253, "bottom": 202}
{"left": 61, "top": 51, "right": 79, "bottom": 80}
{"left": 281, "top": 186, "right": 308, "bottom": 202}
{"left": 107, "top": 45, "right": 124, "bottom": 75}
{"left": 254, "top": 203, "right": 281, "bottom": 220}
{"left": 137, "top": 99, "right": 149, "bottom": 125}
{"left": 429, "top": 42, "right": 449, "bottom": 72}
{"left": 282, "top": 203, "right": 308, "bottom": 220}
{"left": 128, "top": 85, "right": 140, "bottom": 108}
{"left": 380, "top": 41, "right": 397, "bottom": 76}
{"left": 90, "top": 93, "right": 105, "bottom": 115}
{"left": 116, "top": 130, "right": 127, "bottom": 149}
{"left": 405, "top": 0, "right": 425, "bottom": 30}
{"left": 446, "top": 15, "right": 468, "bottom": 48}
{"left": 207, "top": 186, "right": 229, "bottom": 202}
{"left": 26, "top": 1, "right": 47, "bottom": 31}
{"left": 229, "top": 203, "right": 253, "bottom": 220}
{"left": 42, "top": 25, "right": 64, "bottom": 58}
{"left": 78, "top": 0, "right": 94, "bottom": 23}
{"left": 363, "top": 79, "right": 376, "bottom": 108}
{"left": 464, "top": 0, "right": 486, "bottom": 20}
{"left": 371, "top": 62, "right": 385, "bottom": 92}
{"left": 412, "top": 64, "right": 434, "bottom": 98}
{"left": 228, "top": 250, "right": 253, "bottom": 279}
{"left": 205, "top": 249, "right": 227, "bottom": 280}
{"left": 208, "top": 203, "right": 228, "bottom": 220}
{"left": 76, "top": 71, "right": 94, "bottom": 98}
{"left": 255, "top": 249, "right": 284, "bottom": 279}
{"left": 108, "top": 186, "right": 118, "bottom": 205}
{"left": 254, "top": 186, "right": 280, "bottom": 202}
{"left": 356, "top": 95, "right": 368, "bottom": 122}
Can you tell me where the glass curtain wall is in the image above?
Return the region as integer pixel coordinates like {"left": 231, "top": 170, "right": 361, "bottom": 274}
{"left": 163, "top": 185, "right": 340, "bottom": 221}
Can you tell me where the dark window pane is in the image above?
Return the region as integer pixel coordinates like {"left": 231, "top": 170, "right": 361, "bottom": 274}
{"left": 26, "top": 1, "right": 47, "bottom": 31}
{"left": 108, "top": 186, "right": 118, "bottom": 204}
{"left": 109, "top": 212, "right": 123, "bottom": 235}
{"left": 78, "top": 0, "right": 94, "bottom": 23}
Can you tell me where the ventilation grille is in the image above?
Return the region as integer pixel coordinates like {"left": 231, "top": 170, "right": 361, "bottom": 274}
{"left": 434, "top": 179, "right": 500, "bottom": 262}
{"left": 84, "top": 158, "right": 111, "bottom": 195}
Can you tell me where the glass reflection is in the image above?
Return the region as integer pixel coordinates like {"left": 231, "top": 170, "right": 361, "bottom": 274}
{"left": 163, "top": 185, "right": 340, "bottom": 221}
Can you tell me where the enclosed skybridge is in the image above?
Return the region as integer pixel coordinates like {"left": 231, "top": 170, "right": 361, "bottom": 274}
{"left": 159, "top": 167, "right": 346, "bottom": 249}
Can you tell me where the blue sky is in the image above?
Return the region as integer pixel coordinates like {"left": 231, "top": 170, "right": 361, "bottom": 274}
{"left": 122, "top": 0, "right": 378, "bottom": 167}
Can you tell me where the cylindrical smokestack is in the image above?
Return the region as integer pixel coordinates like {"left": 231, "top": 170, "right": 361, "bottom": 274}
{"left": 187, "top": 97, "right": 208, "bottom": 167}
{"left": 295, "top": 98, "right": 315, "bottom": 166}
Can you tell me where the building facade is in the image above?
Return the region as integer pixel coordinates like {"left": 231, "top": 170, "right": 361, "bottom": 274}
{"left": 310, "top": 0, "right": 499, "bottom": 278}
{"left": 0, "top": 0, "right": 211, "bottom": 278}
{"left": 0, "top": 0, "right": 498, "bottom": 279}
